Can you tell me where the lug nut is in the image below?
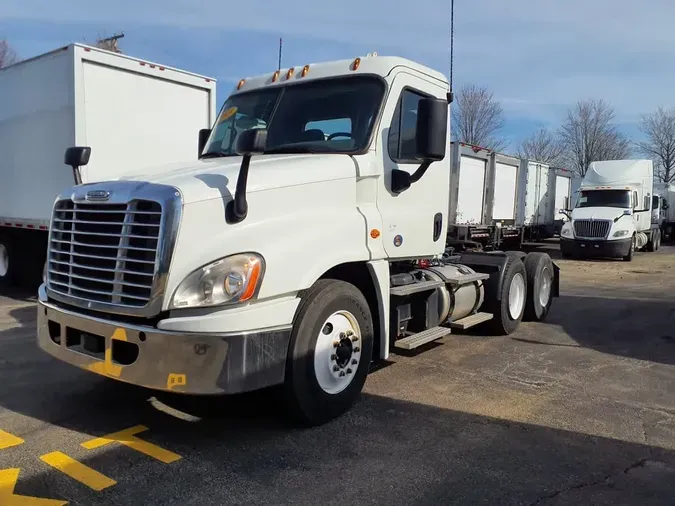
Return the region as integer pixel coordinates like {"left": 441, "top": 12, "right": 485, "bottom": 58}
{"left": 346, "top": 330, "right": 354, "bottom": 337}
{"left": 346, "top": 368, "right": 353, "bottom": 374}
{"left": 351, "top": 359, "right": 358, "bottom": 365}
{"left": 333, "top": 341, "right": 339, "bottom": 348}
{"left": 339, "top": 332, "right": 346, "bottom": 339}
{"left": 331, "top": 354, "right": 337, "bottom": 360}
{"left": 354, "top": 347, "right": 360, "bottom": 353}
{"left": 333, "top": 365, "right": 340, "bottom": 372}
{"left": 351, "top": 335, "right": 360, "bottom": 342}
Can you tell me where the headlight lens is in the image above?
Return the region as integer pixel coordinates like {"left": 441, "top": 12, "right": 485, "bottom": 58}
{"left": 613, "top": 230, "right": 629, "bottom": 238}
{"left": 561, "top": 227, "right": 573, "bottom": 237}
{"left": 170, "top": 253, "right": 264, "bottom": 309}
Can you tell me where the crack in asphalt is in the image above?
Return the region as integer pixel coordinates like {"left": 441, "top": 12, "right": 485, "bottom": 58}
{"left": 529, "top": 459, "right": 651, "bottom": 505}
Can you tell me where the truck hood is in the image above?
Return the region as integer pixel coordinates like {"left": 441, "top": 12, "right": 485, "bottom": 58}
{"left": 116, "top": 153, "right": 357, "bottom": 204}
{"left": 571, "top": 206, "right": 630, "bottom": 221}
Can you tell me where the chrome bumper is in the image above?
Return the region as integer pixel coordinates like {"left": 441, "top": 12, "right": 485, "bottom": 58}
{"left": 36, "top": 285, "right": 291, "bottom": 395}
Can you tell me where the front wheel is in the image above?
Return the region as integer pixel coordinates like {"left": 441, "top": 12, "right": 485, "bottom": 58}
{"left": 623, "top": 235, "right": 635, "bottom": 261}
{"left": 284, "top": 279, "right": 374, "bottom": 426}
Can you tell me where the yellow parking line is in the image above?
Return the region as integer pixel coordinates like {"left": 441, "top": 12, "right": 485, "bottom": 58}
{"left": 40, "top": 452, "right": 116, "bottom": 492}
{"left": 0, "top": 430, "right": 24, "bottom": 450}
{"left": 0, "top": 468, "right": 67, "bottom": 505}
{"left": 82, "top": 425, "right": 181, "bottom": 464}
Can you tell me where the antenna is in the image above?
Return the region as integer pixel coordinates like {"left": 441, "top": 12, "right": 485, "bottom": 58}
{"left": 448, "top": 0, "right": 455, "bottom": 103}
{"left": 278, "top": 37, "right": 283, "bottom": 71}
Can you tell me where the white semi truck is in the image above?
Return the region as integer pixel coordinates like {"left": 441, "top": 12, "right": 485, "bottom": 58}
{"left": 36, "top": 54, "right": 560, "bottom": 426}
{"left": 0, "top": 44, "right": 217, "bottom": 288}
{"left": 560, "top": 159, "right": 661, "bottom": 260}
{"left": 447, "top": 143, "right": 579, "bottom": 250}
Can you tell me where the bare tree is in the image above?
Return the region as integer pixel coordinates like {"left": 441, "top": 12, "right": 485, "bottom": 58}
{"left": 451, "top": 84, "right": 507, "bottom": 151}
{"left": 558, "top": 99, "right": 632, "bottom": 177}
{"left": 516, "top": 127, "right": 565, "bottom": 165}
{"left": 635, "top": 107, "right": 675, "bottom": 183}
{"left": 0, "top": 39, "right": 18, "bottom": 68}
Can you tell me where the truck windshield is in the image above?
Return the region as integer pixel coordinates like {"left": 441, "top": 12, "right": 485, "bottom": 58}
{"left": 201, "top": 76, "right": 385, "bottom": 158}
{"left": 576, "top": 190, "right": 631, "bottom": 209}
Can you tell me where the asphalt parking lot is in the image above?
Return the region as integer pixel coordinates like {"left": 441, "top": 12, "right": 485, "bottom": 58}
{"left": 1, "top": 242, "right": 675, "bottom": 505}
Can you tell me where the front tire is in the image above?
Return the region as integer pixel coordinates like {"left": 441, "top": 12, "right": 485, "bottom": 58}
{"left": 623, "top": 235, "right": 635, "bottom": 261}
{"left": 284, "top": 279, "right": 374, "bottom": 426}
{"left": 485, "top": 255, "right": 527, "bottom": 335}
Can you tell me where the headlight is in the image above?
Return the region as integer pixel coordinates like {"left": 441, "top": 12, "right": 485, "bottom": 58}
{"left": 613, "top": 230, "right": 629, "bottom": 238}
{"left": 561, "top": 226, "right": 573, "bottom": 237}
{"left": 170, "top": 253, "right": 264, "bottom": 309}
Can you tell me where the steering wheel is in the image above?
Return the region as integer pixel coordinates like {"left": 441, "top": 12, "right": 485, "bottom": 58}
{"left": 327, "top": 132, "right": 352, "bottom": 140}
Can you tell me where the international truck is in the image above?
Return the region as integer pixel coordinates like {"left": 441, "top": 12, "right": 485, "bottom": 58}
{"left": 36, "top": 54, "right": 560, "bottom": 426}
{"left": 0, "top": 43, "right": 217, "bottom": 288}
{"left": 447, "top": 143, "right": 579, "bottom": 251}
{"left": 560, "top": 159, "right": 661, "bottom": 260}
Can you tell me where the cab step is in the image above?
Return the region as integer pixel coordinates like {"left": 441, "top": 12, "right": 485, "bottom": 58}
{"left": 390, "top": 280, "right": 444, "bottom": 297}
{"left": 450, "top": 312, "right": 493, "bottom": 330}
{"left": 394, "top": 326, "right": 450, "bottom": 350}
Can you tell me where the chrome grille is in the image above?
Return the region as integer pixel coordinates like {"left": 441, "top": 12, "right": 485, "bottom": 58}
{"left": 47, "top": 200, "right": 162, "bottom": 308}
{"left": 573, "top": 219, "right": 611, "bottom": 239}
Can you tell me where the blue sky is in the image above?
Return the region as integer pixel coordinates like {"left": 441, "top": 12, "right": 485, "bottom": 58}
{"left": 2, "top": 0, "right": 675, "bottom": 152}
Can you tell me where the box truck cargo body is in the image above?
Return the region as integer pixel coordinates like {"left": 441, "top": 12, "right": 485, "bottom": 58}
{"left": 0, "top": 43, "right": 217, "bottom": 287}
{"left": 447, "top": 143, "right": 579, "bottom": 250}
{"left": 653, "top": 182, "right": 675, "bottom": 240}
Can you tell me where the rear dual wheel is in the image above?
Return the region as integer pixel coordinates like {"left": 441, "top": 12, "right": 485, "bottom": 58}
{"left": 488, "top": 252, "right": 554, "bottom": 334}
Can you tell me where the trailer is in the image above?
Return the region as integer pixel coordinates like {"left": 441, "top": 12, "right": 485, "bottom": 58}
{"left": 0, "top": 43, "right": 217, "bottom": 288}
{"left": 447, "top": 143, "right": 579, "bottom": 250}
{"left": 653, "top": 182, "right": 675, "bottom": 240}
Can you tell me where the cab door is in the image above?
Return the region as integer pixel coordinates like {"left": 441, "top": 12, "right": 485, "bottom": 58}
{"left": 374, "top": 71, "right": 450, "bottom": 259}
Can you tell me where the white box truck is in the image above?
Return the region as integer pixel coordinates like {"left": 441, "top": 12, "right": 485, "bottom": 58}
{"left": 0, "top": 43, "right": 217, "bottom": 288}
{"left": 35, "top": 54, "right": 561, "bottom": 426}
{"left": 447, "top": 143, "right": 579, "bottom": 250}
{"left": 560, "top": 159, "right": 661, "bottom": 260}
{"left": 653, "top": 182, "right": 675, "bottom": 240}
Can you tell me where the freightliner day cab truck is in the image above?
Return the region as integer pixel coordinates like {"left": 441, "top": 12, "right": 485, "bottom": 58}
{"left": 560, "top": 159, "right": 661, "bottom": 260}
{"left": 0, "top": 44, "right": 217, "bottom": 288}
{"left": 37, "top": 54, "right": 560, "bottom": 426}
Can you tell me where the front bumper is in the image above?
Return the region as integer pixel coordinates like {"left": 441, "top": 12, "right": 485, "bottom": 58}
{"left": 560, "top": 237, "right": 632, "bottom": 258}
{"left": 36, "top": 285, "right": 291, "bottom": 395}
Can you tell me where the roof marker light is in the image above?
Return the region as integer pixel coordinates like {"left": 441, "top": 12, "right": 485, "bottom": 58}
{"left": 286, "top": 67, "right": 295, "bottom": 79}
{"left": 237, "top": 79, "right": 246, "bottom": 90}
{"left": 352, "top": 57, "right": 361, "bottom": 71}
{"left": 301, "top": 65, "right": 310, "bottom": 77}
{"left": 272, "top": 70, "right": 280, "bottom": 82}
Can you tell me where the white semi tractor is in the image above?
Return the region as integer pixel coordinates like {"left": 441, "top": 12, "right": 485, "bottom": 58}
{"left": 447, "top": 142, "right": 579, "bottom": 251}
{"left": 0, "top": 44, "right": 217, "bottom": 288}
{"left": 36, "top": 54, "right": 560, "bottom": 426}
{"left": 560, "top": 159, "right": 661, "bottom": 260}
{"left": 653, "top": 182, "right": 675, "bottom": 240}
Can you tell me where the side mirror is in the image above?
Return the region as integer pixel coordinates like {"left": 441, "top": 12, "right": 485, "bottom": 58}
{"left": 558, "top": 209, "right": 571, "bottom": 219}
{"left": 235, "top": 128, "right": 267, "bottom": 156}
{"left": 198, "top": 128, "right": 211, "bottom": 159}
{"left": 64, "top": 146, "right": 91, "bottom": 185}
{"left": 415, "top": 97, "right": 448, "bottom": 161}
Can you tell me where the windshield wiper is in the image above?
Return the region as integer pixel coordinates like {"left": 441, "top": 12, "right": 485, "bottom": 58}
{"left": 264, "top": 145, "right": 318, "bottom": 155}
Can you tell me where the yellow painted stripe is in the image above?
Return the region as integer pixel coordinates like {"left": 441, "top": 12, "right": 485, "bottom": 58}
{"left": 0, "top": 430, "right": 24, "bottom": 450}
{"left": 82, "top": 425, "right": 181, "bottom": 464}
{"left": 0, "top": 468, "right": 67, "bottom": 505}
{"left": 40, "top": 452, "right": 116, "bottom": 491}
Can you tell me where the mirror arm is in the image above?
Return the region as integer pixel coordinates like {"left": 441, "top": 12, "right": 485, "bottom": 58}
{"left": 391, "top": 161, "right": 433, "bottom": 195}
{"left": 71, "top": 166, "right": 82, "bottom": 185}
{"left": 226, "top": 155, "right": 251, "bottom": 224}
